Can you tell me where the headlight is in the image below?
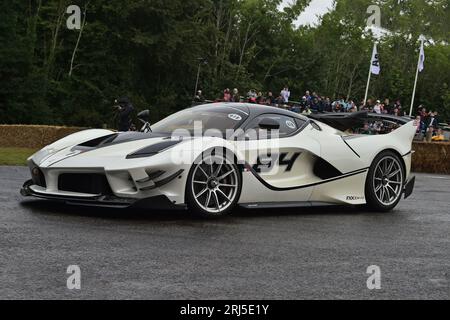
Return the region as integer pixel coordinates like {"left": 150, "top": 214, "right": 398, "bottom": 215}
{"left": 126, "top": 140, "right": 181, "bottom": 159}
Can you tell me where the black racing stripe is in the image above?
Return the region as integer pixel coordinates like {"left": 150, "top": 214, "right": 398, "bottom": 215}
{"left": 341, "top": 136, "right": 360, "bottom": 158}
{"left": 246, "top": 164, "right": 369, "bottom": 191}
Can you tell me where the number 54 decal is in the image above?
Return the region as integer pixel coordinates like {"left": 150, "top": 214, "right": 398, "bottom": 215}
{"left": 252, "top": 152, "right": 301, "bottom": 173}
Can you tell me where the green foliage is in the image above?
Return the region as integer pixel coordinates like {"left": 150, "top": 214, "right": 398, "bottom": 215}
{"left": 0, "top": 148, "right": 37, "bottom": 166}
{"left": 0, "top": 0, "right": 448, "bottom": 127}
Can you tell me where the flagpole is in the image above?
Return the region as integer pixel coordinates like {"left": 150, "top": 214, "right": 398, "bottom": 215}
{"left": 363, "top": 63, "right": 372, "bottom": 105}
{"left": 409, "top": 38, "right": 425, "bottom": 117}
{"left": 364, "top": 43, "right": 377, "bottom": 105}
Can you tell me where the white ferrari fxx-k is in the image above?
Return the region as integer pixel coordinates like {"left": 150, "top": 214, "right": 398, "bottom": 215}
{"left": 21, "top": 103, "right": 416, "bottom": 217}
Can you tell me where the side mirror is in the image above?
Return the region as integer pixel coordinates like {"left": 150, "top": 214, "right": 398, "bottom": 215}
{"left": 258, "top": 118, "right": 280, "bottom": 130}
{"left": 137, "top": 110, "right": 150, "bottom": 122}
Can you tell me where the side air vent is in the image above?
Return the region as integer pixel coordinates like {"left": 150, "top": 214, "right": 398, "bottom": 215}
{"left": 313, "top": 158, "right": 342, "bottom": 180}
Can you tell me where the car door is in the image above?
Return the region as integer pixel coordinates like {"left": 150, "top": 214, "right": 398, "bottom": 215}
{"left": 234, "top": 113, "right": 321, "bottom": 204}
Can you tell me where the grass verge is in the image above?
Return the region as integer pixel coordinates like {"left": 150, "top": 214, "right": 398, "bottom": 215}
{"left": 0, "top": 148, "right": 37, "bottom": 166}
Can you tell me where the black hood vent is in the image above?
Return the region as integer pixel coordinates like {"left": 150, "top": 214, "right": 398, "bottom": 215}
{"left": 73, "top": 132, "right": 170, "bottom": 152}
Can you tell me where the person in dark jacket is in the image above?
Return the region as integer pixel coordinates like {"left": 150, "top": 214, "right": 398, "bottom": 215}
{"left": 115, "top": 97, "right": 134, "bottom": 132}
{"left": 424, "top": 111, "right": 438, "bottom": 142}
{"left": 310, "top": 97, "right": 320, "bottom": 113}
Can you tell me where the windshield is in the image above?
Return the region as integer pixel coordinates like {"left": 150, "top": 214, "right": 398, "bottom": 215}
{"left": 151, "top": 105, "right": 249, "bottom": 136}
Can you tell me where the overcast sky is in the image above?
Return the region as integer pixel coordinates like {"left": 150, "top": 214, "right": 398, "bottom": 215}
{"left": 281, "top": 0, "right": 335, "bottom": 27}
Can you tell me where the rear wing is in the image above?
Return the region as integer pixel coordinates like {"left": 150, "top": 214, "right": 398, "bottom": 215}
{"left": 308, "top": 111, "right": 413, "bottom": 132}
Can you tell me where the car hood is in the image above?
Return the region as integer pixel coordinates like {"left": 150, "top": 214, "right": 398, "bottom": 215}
{"left": 34, "top": 131, "right": 174, "bottom": 168}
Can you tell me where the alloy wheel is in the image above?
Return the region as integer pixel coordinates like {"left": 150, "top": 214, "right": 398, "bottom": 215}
{"left": 191, "top": 154, "right": 239, "bottom": 214}
{"left": 373, "top": 156, "right": 403, "bottom": 206}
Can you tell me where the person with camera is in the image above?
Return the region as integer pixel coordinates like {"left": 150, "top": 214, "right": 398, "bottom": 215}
{"left": 114, "top": 97, "right": 134, "bottom": 132}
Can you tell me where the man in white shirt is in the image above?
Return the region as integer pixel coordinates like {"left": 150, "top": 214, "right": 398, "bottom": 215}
{"left": 281, "top": 87, "right": 290, "bottom": 103}
{"left": 373, "top": 100, "right": 382, "bottom": 114}
{"left": 425, "top": 112, "right": 437, "bottom": 142}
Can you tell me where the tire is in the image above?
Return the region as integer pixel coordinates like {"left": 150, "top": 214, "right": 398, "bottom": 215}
{"left": 186, "top": 149, "right": 242, "bottom": 218}
{"left": 365, "top": 150, "right": 404, "bottom": 212}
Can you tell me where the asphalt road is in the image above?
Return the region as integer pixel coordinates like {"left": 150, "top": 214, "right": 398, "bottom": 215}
{"left": 0, "top": 166, "right": 449, "bottom": 300}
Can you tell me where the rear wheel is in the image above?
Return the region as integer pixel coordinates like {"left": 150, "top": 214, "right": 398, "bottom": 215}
{"left": 365, "top": 151, "right": 404, "bottom": 212}
{"left": 186, "top": 150, "right": 242, "bottom": 217}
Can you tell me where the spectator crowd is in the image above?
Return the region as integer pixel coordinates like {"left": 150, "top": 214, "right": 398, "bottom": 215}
{"left": 193, "top": 87, "right": 448, "bottom": 142}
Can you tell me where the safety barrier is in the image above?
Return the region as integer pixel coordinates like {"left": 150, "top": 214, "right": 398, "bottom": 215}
{"left": 0, "top": 125, "right": 83, "bottom": 149}
{"left": 412, "top": 141, "right": 450, "bottom": 174}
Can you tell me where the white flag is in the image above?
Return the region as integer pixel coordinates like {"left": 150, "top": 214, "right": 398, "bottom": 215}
{"left": 370, "top": 43, "right": 380, "bottom": 75}
{"left": 418, "top": 42, "right": 425, "bottom": 72}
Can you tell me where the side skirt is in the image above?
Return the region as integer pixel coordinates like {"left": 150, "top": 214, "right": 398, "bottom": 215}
{"left": 239, "top": 201, "right": 338, "bottom": 209}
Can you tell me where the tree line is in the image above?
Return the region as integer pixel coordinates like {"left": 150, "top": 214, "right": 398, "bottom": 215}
{"left": 0, "top": 0, "right": 449, "bottom": 128}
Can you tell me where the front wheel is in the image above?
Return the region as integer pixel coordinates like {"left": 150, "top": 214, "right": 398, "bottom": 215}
{"left": 365, "top": 151, "right": 404, "bottom": 212}
{"left": 186, "top": 151, "right": 242, "bottom": 217}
